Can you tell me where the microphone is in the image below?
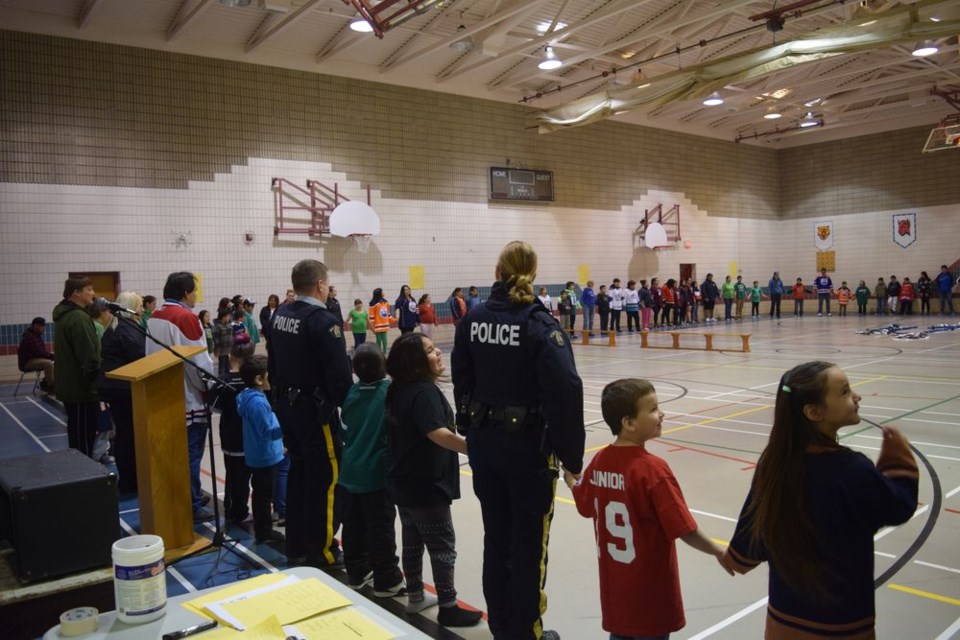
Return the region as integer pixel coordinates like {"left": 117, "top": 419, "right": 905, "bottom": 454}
{"left": 97, "top": 298, "right": 137, "bottom": 315}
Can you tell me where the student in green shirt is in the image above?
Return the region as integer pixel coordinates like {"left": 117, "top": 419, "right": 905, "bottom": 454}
{"left": 750, "top": 281, "right": 764, "bottom": 319}
{"left": 855, "top": 280, "right": 871, "bottom": 316}
{"left": 721, "top": 276, "right": 736, "bottom": 322}
{"left": 348, "top": 298, "right": 369, "bottom": 352}
{"left": 734, "top": 275, "right": 748, "bottom": 320}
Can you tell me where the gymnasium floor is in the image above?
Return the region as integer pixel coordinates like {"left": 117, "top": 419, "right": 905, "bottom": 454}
{"left": 2, "top": 313, "right": 959, "bottom": 639}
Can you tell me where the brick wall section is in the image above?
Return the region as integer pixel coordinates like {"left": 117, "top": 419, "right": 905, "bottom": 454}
{"left": 779, "top": 126, "right": 960, "bottom": 218}
{"left": 0, "top": 30, "right": 778, "bottom": 219}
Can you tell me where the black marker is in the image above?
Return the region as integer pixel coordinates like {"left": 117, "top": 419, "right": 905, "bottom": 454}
{"left": 161, "top": 619, "right": 218, "bottom": 640}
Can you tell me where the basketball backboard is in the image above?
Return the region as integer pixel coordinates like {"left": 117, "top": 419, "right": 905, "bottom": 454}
{"left": 329, "top": 201, "right": 380, "bottom": 237}
{"left": 922, "top": 124, "right": 960, "bottom": 153}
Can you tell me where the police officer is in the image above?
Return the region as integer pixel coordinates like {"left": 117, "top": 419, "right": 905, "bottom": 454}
{"left": 267, "top": 259, "right": 352, "bottom": 568}
{"left": 452, "top": 240, "right": 585, "bottom": 640}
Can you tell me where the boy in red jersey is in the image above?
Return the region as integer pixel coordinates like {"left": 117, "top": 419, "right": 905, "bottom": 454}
{"left": 564, "top": 379, "right": 730, "bottom": 639}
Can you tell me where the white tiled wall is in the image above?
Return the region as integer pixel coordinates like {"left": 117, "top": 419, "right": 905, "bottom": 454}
{"left": 3, "top": 159, "right": 958, "bottom": 326}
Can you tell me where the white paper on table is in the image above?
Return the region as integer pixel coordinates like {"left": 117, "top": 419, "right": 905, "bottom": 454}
{"left": 203, "top": 575, "right": 301, "bottom": 630}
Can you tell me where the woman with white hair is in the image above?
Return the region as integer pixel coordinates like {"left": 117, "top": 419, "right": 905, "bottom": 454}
{"left": 96, "top": 291, "right": 145, "bottom": 495}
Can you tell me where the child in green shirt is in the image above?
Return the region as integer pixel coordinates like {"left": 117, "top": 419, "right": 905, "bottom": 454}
{"left": 855, "top": 281, "right": 871, "bottom": 316}
{"left": 348, "top": 298, "right": 369, "bottom": 353}
{"left": 750, "top": 281, "right": 764, "bottom": 319}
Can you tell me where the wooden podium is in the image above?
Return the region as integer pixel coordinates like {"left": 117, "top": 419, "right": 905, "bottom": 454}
{"left": 106, "top": 346, "right": 207, "bottom": 557}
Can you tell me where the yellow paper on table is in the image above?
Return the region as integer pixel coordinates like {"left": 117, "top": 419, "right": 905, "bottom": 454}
{"left": 183, "top": 573, "right": 292, "bottom": 616}
{"left": 193, "top": 615, "right": 288, "bottom": 640}
{"left": 294, "top": 608, "right": 397, "bottom": 640}
{"left": 218, "top": 578, "right": 352, "bottom": 629}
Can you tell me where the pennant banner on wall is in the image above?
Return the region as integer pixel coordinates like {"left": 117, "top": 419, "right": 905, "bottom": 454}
{"left": 892, "top": 213, "right": 917, "bottom": 248}
{"left": 814, "top": 220, "right": 834, "bottom": 251}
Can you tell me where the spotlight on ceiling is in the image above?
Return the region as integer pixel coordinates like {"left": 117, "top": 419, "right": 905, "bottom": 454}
{"left": 912, "top": 41, "right": 939, "bottom": 57}
{"left": 763, "top": 110, "right": 782, "bottom": 120}
{"left": 350, "top": 17, "right": 374, "bottom": 33}
{"left": 219, "top": 0, "right": 251, "bottom": 6}
{"left": 538, "top": 46, "right": 563, "bottom": 71}
{"left": 800, "top": 112, "right": 820, "bottom": 128}
{"left": 702, "top": 92, "right": 724, "bottom": 106}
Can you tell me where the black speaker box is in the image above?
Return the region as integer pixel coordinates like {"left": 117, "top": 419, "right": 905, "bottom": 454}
{"left": 0, "top": 449, "right": 119, "bottom": 583}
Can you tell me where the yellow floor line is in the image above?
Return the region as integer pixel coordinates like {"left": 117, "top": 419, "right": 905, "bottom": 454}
{"left": 888, "top": 583, "right": 960, "bottom": 606}
{"left": 661, "top": 404, "right": 772, "bottom": 436}
{"left": 851, "top": 374, "right": 889, "bottom": 388}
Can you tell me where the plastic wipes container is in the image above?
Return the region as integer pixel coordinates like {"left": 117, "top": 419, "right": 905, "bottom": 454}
{"left": 112, "top": 534, "right": 167, "bottom": 624}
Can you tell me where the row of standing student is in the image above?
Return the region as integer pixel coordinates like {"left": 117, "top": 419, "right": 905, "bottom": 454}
{"left": 255, "top": 250, "right": 918, "bottom": 640}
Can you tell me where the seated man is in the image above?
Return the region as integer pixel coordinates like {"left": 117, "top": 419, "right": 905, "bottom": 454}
{"left": 18, "top": 317, "right": 54, "bottom": 391}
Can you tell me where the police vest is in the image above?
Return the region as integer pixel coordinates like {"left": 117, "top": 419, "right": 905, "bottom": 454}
{"left": 462, "top": 302, "right": 549, "bottom": 408}
{"left": 269, "top": 302, "right": 329, "bottom": 390}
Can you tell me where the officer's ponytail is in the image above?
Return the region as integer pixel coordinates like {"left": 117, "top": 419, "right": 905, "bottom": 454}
{"left": 497, "top": 240, "right": 537, "bottom": 306}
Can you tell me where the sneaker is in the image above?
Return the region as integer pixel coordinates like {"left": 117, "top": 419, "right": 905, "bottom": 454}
{"left": 405, "top": 592, "right": 439, "bottom": 613}
{"left": 542, "top": 632, "right": 562, "bottom": 640}
{"left": 192, "top": 506, "right": 215, "bottom": 523}
{"left": 437, "top": 605, "right": 482, "bottom": 627}
{"left": 373, "top": 581, "right": 406, "bottom": 598}
{"left": 818, "top": 312, "right": 822, "bottom": 317}
{"left": 255, "top": 529, "right": 285, "bottom": 544}
{"left": 199, "top": 495, "right": 211, "bottom": 507}
{"left": 828, "top": 313, "right": 832, "bottom": 317}
{"left": 348, "top": 571, "right": 373, "bottom": 591}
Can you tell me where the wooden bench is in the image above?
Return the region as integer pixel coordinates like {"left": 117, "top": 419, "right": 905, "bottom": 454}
{"left": 639, "top": 331, "right": 750, "bottom": 352}
{"left": 581, "top": 330, "right": 617, "bottom": 347}
{"left": 565, "top": 329, "right": 618, "bottom": 347}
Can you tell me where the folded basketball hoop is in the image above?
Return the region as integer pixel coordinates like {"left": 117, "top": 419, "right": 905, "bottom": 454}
{"left": 350, "top": 234, "right": 372, "bottom": 253}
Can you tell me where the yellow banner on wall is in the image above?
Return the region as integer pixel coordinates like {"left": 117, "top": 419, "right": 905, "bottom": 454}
{"left": 409, "top": 266, "right": 424, "bottom": 290}
{"left": 194, "top": 273, "right": 204, "bottom": 303}
{"left": 816, "top": 251, "right": 836, "bottom": 272}
{"left": 578, "top": 265, "right": 590, "bottom": 285}
{"left": 729, "top": 262, "right": 738, "bottom": 278}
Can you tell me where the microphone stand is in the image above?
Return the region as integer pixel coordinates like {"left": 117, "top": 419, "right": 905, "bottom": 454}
{"left": 112, "top": 312, "right": 258, "bottom": 573}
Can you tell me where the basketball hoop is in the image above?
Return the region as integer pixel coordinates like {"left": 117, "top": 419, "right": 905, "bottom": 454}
{"left": 350, "top": 234, "right": 372, "bottom": 253}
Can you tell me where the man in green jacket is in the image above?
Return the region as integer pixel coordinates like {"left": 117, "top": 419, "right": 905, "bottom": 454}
{"left": 53, "top": 275, "right": 101, "bottom": 457}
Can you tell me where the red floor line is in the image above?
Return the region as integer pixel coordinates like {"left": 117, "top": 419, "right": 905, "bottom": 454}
{"left": 945, "top": 508, "right": 960, "bottom": 515}
{"left": 663, "top": 441, "right": 756, "bottom": 466}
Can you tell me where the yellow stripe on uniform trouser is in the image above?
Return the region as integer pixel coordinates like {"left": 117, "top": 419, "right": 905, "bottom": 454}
{"left": 321, "top": 422, "right": 339, "bottom": 565}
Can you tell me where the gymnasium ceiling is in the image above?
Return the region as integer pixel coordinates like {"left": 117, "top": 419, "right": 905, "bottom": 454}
{"left": 2, "top": 0, "right": 960, "bottom": 147}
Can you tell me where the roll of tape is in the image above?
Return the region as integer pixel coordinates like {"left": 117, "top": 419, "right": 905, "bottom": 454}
{"left": 59, "top": 607, "right": 99, "bottom": 637}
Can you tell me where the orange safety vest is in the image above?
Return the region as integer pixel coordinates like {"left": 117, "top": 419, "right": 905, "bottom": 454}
{"left": 369, "top": 301, "right": 394, "bottom": 333}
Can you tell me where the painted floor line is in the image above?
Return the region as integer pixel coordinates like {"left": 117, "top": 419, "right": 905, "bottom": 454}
{"left": 25, "top": 396, "right": 67, "bottom": 425}
{"left": 933, "top": 615, "right": 960, "bottom": 640}
{"left": 0, "top": 402, "right": 50, "bottom": 452}
{"left": 915, "top": 560, "right": 960, "bottom": 576}
{"left": 887, "top": 583, "right": 960, "bottom": 607}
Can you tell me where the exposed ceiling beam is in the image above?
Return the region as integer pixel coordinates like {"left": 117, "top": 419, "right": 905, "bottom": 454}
{"left": 246, "top": 0, "right": 321, "bottom": 53}
{"left": 380, "top": 0, "right": 551, "bottom": 71}
{"left": 438, "top": 0, "right": 654, "bottom": 81}
{"left": 78, "top": 0, "right": 105, "bottom": 29}
{"left": 166, "top": 0, "right": 215, "bottom": 41}
{"left": 315, "top": 25, "right": 369, "bottom": 64}
{"left": 488, "top": 0, "right": 759, "bottom": 91}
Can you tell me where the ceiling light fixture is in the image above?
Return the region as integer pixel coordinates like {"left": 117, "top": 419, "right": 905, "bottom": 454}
{"left": 350, "top": 17, "right": 374, "bottom": 32}
{"left": 450, "top": 25, "right": 474, "bottom": 52}
{"left": 538, "top": 46, "right": 563, "bottom": 71}
{"left": 218, "top": 0, "right": 251, "bottom": 6}
{"left": 912, "top": 41, "right": 939, "bottom": 57}
{"left": 702, "top": 92, "right": 724, "bottom": 106}
{"left": 763, "top": 110, "right": 782, "bottom": 120}
{"left": 800, "top": 112, "right": 820, "bottom": 127}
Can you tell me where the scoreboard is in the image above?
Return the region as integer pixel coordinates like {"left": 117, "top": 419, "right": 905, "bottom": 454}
{"left": 489, "top": 167, "right": 554, "bottom": 202}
